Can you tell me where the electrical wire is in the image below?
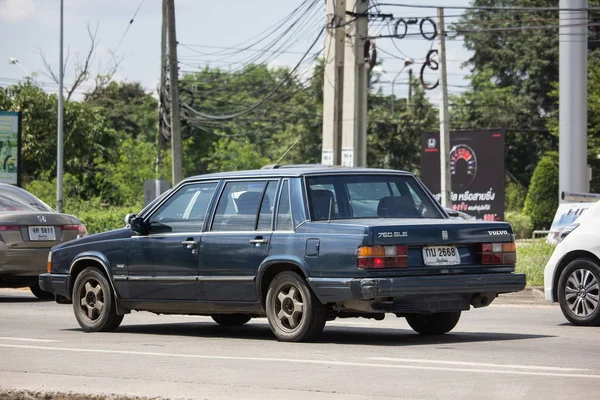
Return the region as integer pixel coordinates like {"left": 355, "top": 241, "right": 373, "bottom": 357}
{"left": 113, "top": 0, "right": 146, "bottom": 55}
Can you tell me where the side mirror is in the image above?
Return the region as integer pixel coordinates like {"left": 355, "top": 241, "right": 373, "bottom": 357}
{"left": 446, "top": 210, "right": 459, "bottom": 218}
{"left": 130, "top": 217, "right": 148, "bottom": 235}
{"left": 124, "top": 213, "right": 136, "bottom": 227}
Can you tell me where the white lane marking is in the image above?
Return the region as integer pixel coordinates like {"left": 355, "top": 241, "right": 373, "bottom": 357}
{"left": 0, "top": 337, "right": 59, "bottom": 343}
{"left": 0, "top": 343, "right": 598, "bottom": 379}
{"left": 369, "top": 357, "right": 587, "bottom": 372}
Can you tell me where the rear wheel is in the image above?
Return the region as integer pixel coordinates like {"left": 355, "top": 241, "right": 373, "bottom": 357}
{"left": 558, "top": 258, "right": 600, "bottom": 326}
{"left": 211, "top": 314, "right": 251, "bottom": 326}
{"left": 406, "top": 311, "right": 461, "bottom": 335}
{"left": 72, "top": 268, "right": 123, "bottom": 332}
{"left": 265, "top": 271, "right": 327, "bottom": 342}
{"left": 29, "top": 282, "right": 54, "bottom": 300}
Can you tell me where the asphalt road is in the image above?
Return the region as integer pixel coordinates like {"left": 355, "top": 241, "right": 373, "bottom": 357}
{"left": 1, "top": 288, "right": 599, "bottom": 400}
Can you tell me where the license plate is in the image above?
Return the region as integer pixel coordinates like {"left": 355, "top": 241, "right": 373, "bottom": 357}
{"left": 28, "top": 226, "right": 56, "bottom": 241}
{"left": 422, "top": 246, "right": 460, "bottom": 266}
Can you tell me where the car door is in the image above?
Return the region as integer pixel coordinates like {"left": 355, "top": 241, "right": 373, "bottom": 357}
{"left": 127, "top": 181, "right": 218, "bottom": 300}
{"left": 198, "top": 179, "right": 278, "bottom": 302}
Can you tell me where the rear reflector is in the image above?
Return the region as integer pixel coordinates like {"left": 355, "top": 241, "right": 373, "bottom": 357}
{"left": 62, "top": 224, "right": 88, "bottom": 238}
{"left": 477, "top": 242, "right": 517, "bottom": 265}
{"left": 0, "top": 225, "right": 19, "bottom": 231}
{"left": 61, "top": 224, "right": 79, "bottom": 231}
{"left": 358, "top": 245, "right": 408, "bottom": 269}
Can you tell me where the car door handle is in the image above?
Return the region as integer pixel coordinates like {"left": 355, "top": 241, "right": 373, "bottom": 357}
{"left": 182, "top": 240, "right": 198, "bottom": 248}
{"left": 249, "top": 238, "right": 269, "bottom": 245}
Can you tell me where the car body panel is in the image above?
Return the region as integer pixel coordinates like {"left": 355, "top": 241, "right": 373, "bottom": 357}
{"left": 544, "top": 201, "right": 600, "bottom": 302}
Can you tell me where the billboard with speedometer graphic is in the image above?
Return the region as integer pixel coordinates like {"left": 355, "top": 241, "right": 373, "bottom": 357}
{"left": 420, "top": 129, "right": 505, "bottom": 221}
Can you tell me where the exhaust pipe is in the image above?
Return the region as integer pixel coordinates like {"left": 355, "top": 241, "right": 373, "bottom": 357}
{"left": 471, "top": 293, "right": 496, "bottom": 308}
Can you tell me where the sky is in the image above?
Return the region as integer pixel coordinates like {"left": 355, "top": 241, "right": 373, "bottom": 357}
{"left": 0, "top": 0, "right": 474, "bottom": 103}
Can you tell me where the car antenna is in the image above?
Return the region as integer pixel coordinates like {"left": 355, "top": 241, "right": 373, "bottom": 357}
{"left": 275, "top": 138, "right": 301, "bottom": 165}
{"left": 327, "top": 197, "right": 333, "bottom": 223}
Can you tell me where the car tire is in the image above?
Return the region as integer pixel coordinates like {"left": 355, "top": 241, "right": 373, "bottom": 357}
{"left": 29, "top": 282, "right": 54, "bottom": 300}
{"left": 72, "top": 267, "right": 124, "bottom": 332}
{"left": 265, "top": 271, "right": 327, "bottom": 342}
{"left": 406, "top": 311, "right": 461, "bottom": 335}
{"left": 211, "top": 314, "right": 251, "bottom": 326}
{"left": 558, "top": 258, "right": 600, "bottom": 326}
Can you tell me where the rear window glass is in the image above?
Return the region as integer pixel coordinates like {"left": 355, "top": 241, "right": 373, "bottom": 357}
{"left": 306, "top": 175, "right": 443, "bottom": 220}
{"left": 0, "top": 187, "right": 53, "bottom": 212}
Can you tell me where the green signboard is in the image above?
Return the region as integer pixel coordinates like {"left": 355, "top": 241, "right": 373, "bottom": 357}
{"left": 0, "top": 111, "right": 21, "bottom": 186}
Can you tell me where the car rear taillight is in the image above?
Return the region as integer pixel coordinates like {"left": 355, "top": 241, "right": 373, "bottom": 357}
{"left": 62, "top": 223, "right": 88, "bottom": 238}
{"left": 358, "top": 245, "right": 408, "bottom": 269}
{"left": 476, "top": 242, "right": 516, "bottom": 265}
{"left": 0, "top": 225, "right": 19, "bottom": 231}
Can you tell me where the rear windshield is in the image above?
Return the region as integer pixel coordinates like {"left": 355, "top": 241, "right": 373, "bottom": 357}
{"left": 0, "top": 187, "right": 53, "bottom": 212}
{"left": 306, "top": 175, "right": 444, "bottom": 220}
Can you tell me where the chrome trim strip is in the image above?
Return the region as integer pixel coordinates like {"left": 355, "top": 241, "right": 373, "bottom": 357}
{"left": 197, "top": 276, "right": 254, "bottom": 282}
{"left": 131, "top": 232, "right": 203, "bottom": 239}
{"left": 128, "top": 276, "right": 198, "bottom": 282}
{"left": 113, "top": 275, "right": 128, "bottom": 281}
{"left": 203, "top": 230, "right": 273, "bottom": 235}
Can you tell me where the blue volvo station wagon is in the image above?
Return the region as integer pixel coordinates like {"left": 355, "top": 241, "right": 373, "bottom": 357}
{"left": 40, "top": 166, "right": 526, "bottom": 342}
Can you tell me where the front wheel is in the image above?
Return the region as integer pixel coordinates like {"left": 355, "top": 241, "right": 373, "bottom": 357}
{"left": 265, "top": 271, "right": 327, "bottom": 342}
{"left": 558, "top": 259, "right": 600, "bottom": 326}
{"left": 406, "top": 311, "right": 461, "bottom": 335}
{"left": 72, "top": 268, "right": 123, "bottom": 332}
{"left": 211, "top": 314, "right": 251, "bottom": 326}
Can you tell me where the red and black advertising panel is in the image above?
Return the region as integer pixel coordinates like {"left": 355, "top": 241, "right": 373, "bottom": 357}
{"left": 420, "top": 129, "right": 505, "bottom": 221}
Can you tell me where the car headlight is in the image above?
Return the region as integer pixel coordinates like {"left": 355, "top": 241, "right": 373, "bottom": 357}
{"left": 47, "top": 251, "right": 52, "bottom": 273}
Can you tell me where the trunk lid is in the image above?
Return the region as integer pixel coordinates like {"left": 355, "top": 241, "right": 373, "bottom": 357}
{"left": 0, "top": 211, "right": 80, "bottom": 249}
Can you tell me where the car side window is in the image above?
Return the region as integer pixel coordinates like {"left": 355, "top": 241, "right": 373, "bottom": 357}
{"left": 212, "top": 181, "right": 267, "bottom": 232}
{"left": 276, "top": 180, "right": 293, "bottom": 231}
{"left": 149, "top": 182, "right": 218, "bottom": 233}
{"left": 257, "top": 181, "right": 278, "bottom": 231}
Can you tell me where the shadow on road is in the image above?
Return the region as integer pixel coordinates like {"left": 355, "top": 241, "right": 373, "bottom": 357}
{"left": 69, "top": 320, "right": 554, "bottom": 346}
{"left": 0, "top": 294, "right": 49, "bottom": 303}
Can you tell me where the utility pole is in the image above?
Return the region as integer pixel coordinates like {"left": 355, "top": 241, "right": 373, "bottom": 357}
{"left": 559, "top": 0, "right": 588, "bottom": 199}
{"left": 321, "top": 0, "right": 345, "bottom": 166}
{"left": 437, "top": 7, "right": 451, "bottom": 208}
{"left": 341, "top": 0, "right": 369, "bottom": 167}
{"left": 166, "top": 0, "right": 183, "bottom": 185}
{"left": 56, "top": 0, "right": 64, "bottom": 213}
{"left": 157, "top": 0, "right": 167, "bottom": 182}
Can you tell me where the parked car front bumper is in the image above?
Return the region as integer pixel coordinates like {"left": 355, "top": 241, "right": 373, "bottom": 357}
{"left": 39, "top": 273, "right": 70, "bottom": 299}
{"left": 308, "top": 273, "right": 527, "bottom": 303}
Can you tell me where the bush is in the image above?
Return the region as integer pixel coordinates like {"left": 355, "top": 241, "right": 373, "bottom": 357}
{"left": 516, "top": 240, "right": 555, "bottom": 287}
{"left": 524, "top": 155, "right": 559, "bottom": 230}
{"left": 505, "top": 212, "right": 533, "bottom": 239}
{"left": 77, "top": 207, "right": 136, "bottom": 234}
{"left": 505, "top": 179, "right": 526, "bottom": 212}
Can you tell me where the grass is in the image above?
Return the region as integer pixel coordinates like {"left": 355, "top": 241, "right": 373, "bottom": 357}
{"left": 0, "top": 389, "right": 160, "bottom": 400}
{"left": 515, "top": 240, "right": 556, "bottom": 287}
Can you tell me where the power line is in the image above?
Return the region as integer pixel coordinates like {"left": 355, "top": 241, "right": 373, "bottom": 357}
{"left": 113, "top": 0, "right": 146, "bottom": 55}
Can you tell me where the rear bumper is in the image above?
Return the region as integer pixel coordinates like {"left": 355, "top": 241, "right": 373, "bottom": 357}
{"left": 0, "top": 247, "right": 50, "bottom": 277}
{"left": 308, "top": 273, "right": 527, "bottom": 303}
{"left": 39, "top": 273, "right": 70, "bottom": 299}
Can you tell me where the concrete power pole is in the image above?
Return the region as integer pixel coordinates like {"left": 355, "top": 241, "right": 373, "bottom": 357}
{"left": 559, "top": 0, "right": 589, "bottom": 199}
{"left": 166, "top": 0, "right": 183, "bottom": 185}
{"left": 437, "top": 7, "right": 452, "bottom": 208}
{"left": 341, "top": 0, "right": 369, "bottom": 167}
{"left": 321, "top": 0, "right": 345, "bottom": 166}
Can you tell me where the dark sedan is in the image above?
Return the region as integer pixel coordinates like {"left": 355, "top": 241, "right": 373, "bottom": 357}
{"left": 40, "top": 167, "right": 525, "bottom": 341}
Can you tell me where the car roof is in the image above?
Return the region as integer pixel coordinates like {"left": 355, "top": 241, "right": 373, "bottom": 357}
{"left": 184, "top": 167, "right": 412, "bottom": 182}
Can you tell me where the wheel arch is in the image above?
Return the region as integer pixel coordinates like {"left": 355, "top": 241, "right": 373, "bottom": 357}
{"left": 68, "top": 252, "right": 128, "bottom": 315}
{"left": 553, "top": 250, "right": 600, "bottom": 300}
{"left": 256, "top": 256, "right": 310, "bottom": 307}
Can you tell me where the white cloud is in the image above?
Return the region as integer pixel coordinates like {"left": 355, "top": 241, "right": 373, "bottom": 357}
{"left": 0, "top": 0, "right": 36, "bottom": 22}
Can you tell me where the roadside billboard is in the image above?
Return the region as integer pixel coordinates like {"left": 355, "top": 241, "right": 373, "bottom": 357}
{"left": 420, "top": 129, "right": 505, "bottom": 221}
{"left": 0, "top": 111, "right": 21, "bottom": 186}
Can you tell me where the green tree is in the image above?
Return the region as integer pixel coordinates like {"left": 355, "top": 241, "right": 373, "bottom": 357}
{"left": 85, "top": 81, "right": 158, "bottom": 142}
{"left": 523, "top": 155, "right": 559, "bottom": 230}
